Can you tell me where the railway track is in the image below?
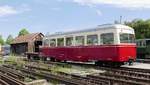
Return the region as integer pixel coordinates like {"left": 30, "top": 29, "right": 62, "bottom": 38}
{"left": 10, "top": 60, "right": 150, "bottom": 85}
{"left": 0, "top": 64, "right": 38, "bottom": 85}
{"left": 0, "top": 71, "right": 25, "bottom": 85}
{"left": 27, "top": 64, "right": 150, "bottom": 85}
{"left": 24, "top": 65, "right": 111, "bottom": 85}
{"left": 3, "top": 64, "right": 103, "bottom": 85}
{"left": 0, "top": 66, "right": 25, "bottom": 80}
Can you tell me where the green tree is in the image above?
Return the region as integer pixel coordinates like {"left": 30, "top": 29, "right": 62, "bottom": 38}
{"left": 18, "top": 28, "right": 29, "bottom": 36}
{"left": 125, "top": 19, "right": 150, "bottom": 39}
{"left": 0, "top": 35, "right": 4, "bottom": 45}
{"left": 6, "top": 35, "right": 14, "bottom": 45}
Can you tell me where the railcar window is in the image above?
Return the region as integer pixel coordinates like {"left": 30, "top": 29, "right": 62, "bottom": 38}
{"left": 57, "top": 38, "right": 64, "bottom": 46}
{"left": 50, "top": 39, "right": 56, "bottom": 47}
{"left": 87, "top": 35, "right": 98, "bottom": 45}
{"left": 75, "top": 36, "right": 85, "bottom": 46}
{"left": 43, "top": 39, "right": 49, "bottom": 46}
{"left": 120, "top": 33, "right": 135, "bottom": 43}
{"left": 136, "top": 40, "right": 146, "bottom": 47}
{"left": 101, "top": 33, "right": 114, "bottom": 44}
{"left": 66, "top": 37, "right": 73, "bottom": 46}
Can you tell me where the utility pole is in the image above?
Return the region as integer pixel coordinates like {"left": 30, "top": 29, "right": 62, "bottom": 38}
{"left": 120, "top": 16, "right": 122, "bottom": 24}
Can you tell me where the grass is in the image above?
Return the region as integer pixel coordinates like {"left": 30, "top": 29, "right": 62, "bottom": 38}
{"left": 0, "top": 57, "right": 3, "bottom": 64}
{"left": 4, "top": 54, "right": 26, "bottom": 68}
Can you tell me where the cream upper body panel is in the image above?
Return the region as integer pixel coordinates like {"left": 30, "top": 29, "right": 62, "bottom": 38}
{"left": 43, "top": 24, "right": 135, "bottom": 46}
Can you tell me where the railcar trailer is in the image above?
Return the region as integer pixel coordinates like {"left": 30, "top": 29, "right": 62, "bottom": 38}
{"left": 136, "top": 39, "right": 150, "bottom": 59}
{"left": 38, "top": 24, "right": 136, "bottom": 67}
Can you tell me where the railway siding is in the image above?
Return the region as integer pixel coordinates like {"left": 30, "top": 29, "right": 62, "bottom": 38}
{"left": 2, "top": 59, "right": 150, "bottom": 85}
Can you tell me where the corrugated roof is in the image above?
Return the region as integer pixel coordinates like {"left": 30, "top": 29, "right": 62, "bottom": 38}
{"left": 11, "top": 33, "right": 44, "bottom": 44}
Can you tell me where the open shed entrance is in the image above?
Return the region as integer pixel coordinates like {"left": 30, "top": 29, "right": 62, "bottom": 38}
{"left": 34, "top": 41, "right": 42, "bottom": 52}
{"left": 11, "top": 43, "right": 28, "bottom": 55}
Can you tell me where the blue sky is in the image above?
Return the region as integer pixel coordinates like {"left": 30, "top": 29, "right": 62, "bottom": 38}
{"left": 1, "top": 0, "right": 150, "bottom": 39}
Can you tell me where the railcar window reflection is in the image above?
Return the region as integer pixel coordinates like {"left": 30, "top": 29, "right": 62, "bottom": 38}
{"left": 43, "top": 39, "right": 49, "bottom": 46}
{"left": 120, "top": 33, "right": 135, "bottom": 43}
{"left": 101, "top": 33, "right": 114, "bottom": 44}
{"left": 66, "top": 37, "right": 73, "bottom": 46}
{"left": 57, "top": 38, "right": 64, "bottom": 46}
{"left": 75, "top": 36, "right": 85, "bottom": 46}
{"left": 50, "top": 39, "right": 56, "bottom": 47}
{"left": 87, "top": 35, "right": 98, "bottom": 45}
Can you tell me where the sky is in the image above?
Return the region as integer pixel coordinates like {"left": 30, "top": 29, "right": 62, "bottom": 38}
{"left": 1, "top": 0, "right": 150, "bottom": 39}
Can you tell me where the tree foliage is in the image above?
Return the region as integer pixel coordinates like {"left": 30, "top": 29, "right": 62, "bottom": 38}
{"left": 125, "top": 19, "right": 150, "bottom": 39}
{"left": 0, "top": 35, "right": 4, "bottom": 45}
{"left": 6, "top": 35, "right": 14, "bottom": 45}
{"left": 18, "top": 28, "right": 29, "bottom": 36}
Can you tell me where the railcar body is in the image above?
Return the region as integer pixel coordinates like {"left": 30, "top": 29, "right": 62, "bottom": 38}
{"left": 41, "top": 24, "right": 136, "bottom": 66}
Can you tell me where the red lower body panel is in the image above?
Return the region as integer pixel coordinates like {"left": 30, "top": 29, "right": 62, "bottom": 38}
{"left": 41, "top": 45, "right": 136, "bottom": 62}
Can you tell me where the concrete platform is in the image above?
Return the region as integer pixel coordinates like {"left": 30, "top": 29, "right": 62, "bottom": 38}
{"left": 122, "top": 62, "right": 150, "bottom": 69}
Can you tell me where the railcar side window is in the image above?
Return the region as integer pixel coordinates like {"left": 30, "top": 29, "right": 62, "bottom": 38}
{"left": 87, "top": 35, "right": 98, "bottom": 45}
{"left": 136, "top": 40, "right": 146, "bottom": 47}
{"left": 43, "top": 39, "right": 49, "bottom": 46}
{"left": 101, "top": 33, "right": 114, "bottom": 44}
{"left": 66, "top": 37, "right": 73, "bottom": 46}
{"left": 75, "top": 36, "right": 85, "bottom": 46}
{"left": 57, "top": 38, "right": 64, "bottom": 46}
{"left": 120, "top": 33, "right": 135, "bottom": 43}
{"left": 50, "top": 39, "right": 56, "bottom": 47}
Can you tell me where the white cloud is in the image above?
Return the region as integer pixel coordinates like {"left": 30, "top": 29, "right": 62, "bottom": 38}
{"left": 96, "top": 9, "right": 102, "bottom": 16}
{"left": 72, "top": 0, "right": 150, "bottom": 9}
{"left": 0, "top": 5, "right": 17, "bottom": 17}
{"left": 0, "top": 5, "right": 31, "bottom": 17}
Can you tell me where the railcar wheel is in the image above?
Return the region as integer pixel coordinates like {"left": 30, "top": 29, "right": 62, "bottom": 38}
{"left": 63, "top": 60, "right": 67, "bottom": 63}
{"left": 129, "top": 59, "right": 133, "bottom": 66}
{"left": 95, "top": 61, "right": 103, "bottom": 66}
{"left": 41, "top": 57, "right": 47, "bottom": 61}
{"left": 50, "top": 57, "right": 56, "bottom": 62}
{"left": 27, "top": 55, "right": 31, "bottom": 60}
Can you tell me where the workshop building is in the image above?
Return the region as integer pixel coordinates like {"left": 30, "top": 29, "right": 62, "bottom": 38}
{"left": 11, "top": 33, "right": 44, "bottom": 55}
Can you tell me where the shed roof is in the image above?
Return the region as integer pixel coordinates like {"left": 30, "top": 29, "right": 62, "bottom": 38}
{"left": 11, "top": 33, "right": 44, "bottom": 44}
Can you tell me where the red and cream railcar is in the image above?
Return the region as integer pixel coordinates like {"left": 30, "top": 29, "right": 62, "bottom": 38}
{"left": 41, "top": 24, "right": 136, "bottom": 66}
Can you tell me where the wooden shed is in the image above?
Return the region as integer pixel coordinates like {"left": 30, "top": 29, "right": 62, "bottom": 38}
{"left": 11, "top": 33, "right": 44, "bottom": 55}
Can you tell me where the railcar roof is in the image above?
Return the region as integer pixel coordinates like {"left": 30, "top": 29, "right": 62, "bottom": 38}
{"left": 136, "top": 39, "right": 150, "bottom": 41}
{"left": 46, "top": 24, "right": 132, "bottom": 37}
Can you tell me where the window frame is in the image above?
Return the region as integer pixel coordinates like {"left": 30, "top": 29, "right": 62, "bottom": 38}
{"left": 66, "top": 37, "right": 74, "bottom": 46}
{"left": 50, "top": 39, "right": 56, "bottom": 47}
{"left": 75, "top": 36, "right": 85, "bottom": 46}
{"left": 57, "top": 38, "right": 64, "bottom": 47}
{"left": 100, "top": 33, "right": 114, "bottom": 45}
{"left": 43, "top": 39, "right": 49, "bottom": 47}
{"left": 120, "top": 33, "right": 135, "bottom": 44}
{"left": 87, "top": 34, "right": 98, "bottom": 45}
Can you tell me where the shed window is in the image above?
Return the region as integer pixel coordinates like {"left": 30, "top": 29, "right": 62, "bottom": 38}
{"left": 87, "top": 35, "right": 98, "bottom": 45}
{"left": 75, "top": 36, "right": 85, "bottom": 46}
{"left": 43, "top": 39, "right": 49, "bottom": 46}
{"left": 50, "top": 39, "right": 56, "bottom": 47}
{"left": 101, "top": 33, "right": 114, "bottom": 44}
{"left": 57, "top": 38, "right": 64, "bottom": 46}
{"left": 66, "top": 37, "right": 73, "bottom": 46}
